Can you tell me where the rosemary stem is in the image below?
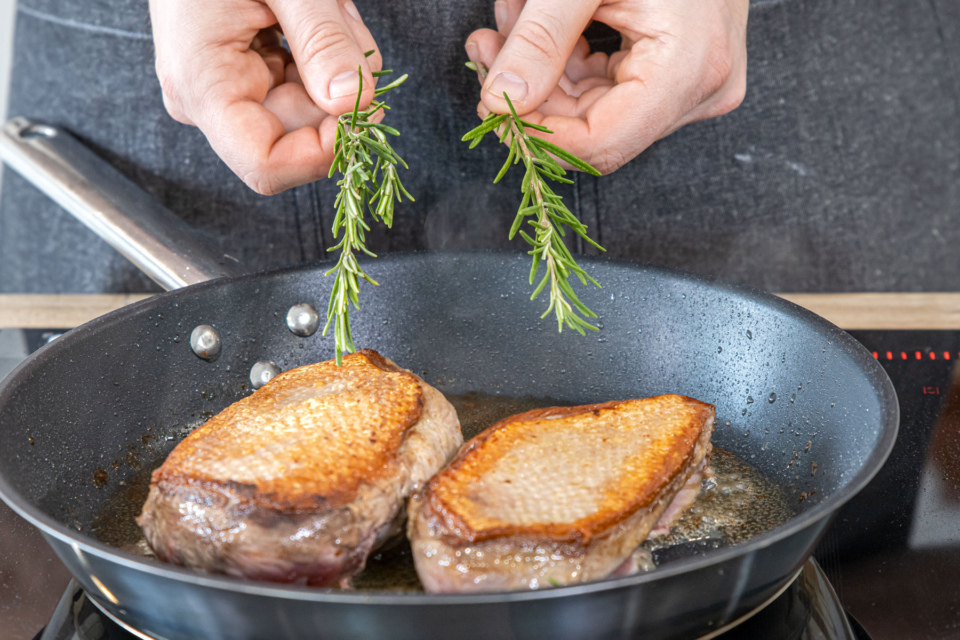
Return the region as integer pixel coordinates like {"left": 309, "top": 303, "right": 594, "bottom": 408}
{"left": 323, "top": 61, "right": 410, "bottom": 365}
{"left": 514, "top": 131, "right": 568, "bottom": 320}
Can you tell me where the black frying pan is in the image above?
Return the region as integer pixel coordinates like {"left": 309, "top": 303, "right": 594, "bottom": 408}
{"left": 0, "top": 118, "right": 898, "bottom": 640}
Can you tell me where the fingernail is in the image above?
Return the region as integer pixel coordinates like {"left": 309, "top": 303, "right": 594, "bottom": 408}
{"left": 465, "top": 42, "right": 479, "bottom": 64}
{"left": 494, "top": 1, "right": 507, "bottom": 30}
{"left": 329, "top": 70, "right": 359, "bottom": 99}
{"left": 343, "top": 1, "right": 363, "bottom": 23}
{"left": 489, "top": 71, "right": 528, "bottom": 102}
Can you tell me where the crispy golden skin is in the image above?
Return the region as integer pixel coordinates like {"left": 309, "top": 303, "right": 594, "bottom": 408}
{"left": 409, "top": 395, "right": 714, "bottom": 592}
{"left": 138, "top": 349, "right": 463, "bottom": 587}
{"left": 152, "top": 349, "right": 425, "bottom": 512}
{"left": 423, "top": 395, "right": 714, "bottom": 545}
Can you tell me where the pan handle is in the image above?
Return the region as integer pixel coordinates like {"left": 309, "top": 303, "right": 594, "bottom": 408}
{"left": 0, "top": 117, "right": 242, "bottom": 291}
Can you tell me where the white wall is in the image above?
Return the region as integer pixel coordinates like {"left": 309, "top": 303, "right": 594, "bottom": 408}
{"left": 0, "top": 0, "right": 17, "bottom": 197}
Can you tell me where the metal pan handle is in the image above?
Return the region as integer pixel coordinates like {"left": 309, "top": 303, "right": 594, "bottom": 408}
{"left": 0, "top": 117, "right": 242, "bottom": 291}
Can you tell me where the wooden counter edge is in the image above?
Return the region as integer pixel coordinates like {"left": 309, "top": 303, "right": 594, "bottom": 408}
{"left": 776, "top": 293, "right": 960, "bottom": 330}
{"left": 0, "top": 294, "right": 153, "bottom": 329}
{"left": 3, "top": 293, "right": 960, "bottom": 331}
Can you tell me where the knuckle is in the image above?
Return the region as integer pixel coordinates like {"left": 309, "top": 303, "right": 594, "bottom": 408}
{"left": 155, "top": 62, "right": 191, "bottom": 121}
{"left": 701, "top": 63, "right": 747, "bottom": 118}
{"left": 702, "top": 47, "right": 735, "bottom": 96}
{"left": 295, "top": 21, "right": 355, "bottom": 69}
{"left": 161, "top": 94, "right": 191, "bottom": 125}
{"left": 155, "top": 62, "right": 180, "bottom": 102}
{"left": 716, "top": 74, "right": 747, "bottom": 116}
{"left": 512, "top": 18, "right": 563, "bottom": 62}
{"left": 588, "top": 149, "right": 629, "bottom": 175}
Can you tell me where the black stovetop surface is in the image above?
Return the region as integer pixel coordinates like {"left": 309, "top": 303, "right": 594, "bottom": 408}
{"left": 2, "top": 329, "right": 960, "bottom": 639}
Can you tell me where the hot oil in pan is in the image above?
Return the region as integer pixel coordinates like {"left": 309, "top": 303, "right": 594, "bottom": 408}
{"left": 93, "top": 393, "right": 794, "bottom": 592}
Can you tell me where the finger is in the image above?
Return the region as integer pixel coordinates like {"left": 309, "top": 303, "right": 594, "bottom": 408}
{"left": 494, "top": 0, "right": 525, "bottom": 35}
{"left": 519, "top": 75, "right": 688, "bottom": 175}
{"left": 285, "top": 62, "right": 303, "bottom": 85}
{"left": 465, "top": 27, "right": 505, "bottom": 78}
{"left": 557, "top": 74, "right": 615, "bottom": 99}
{"left": 340, "top": 0, "right": 383, "bottom": 74}
{"left": 262, "top": 82, "right": 329, "bottom": 132}
{"left": 468, "top": 29, "right": 612, "bottom": 112}
{"left": 564, "top": 36, "right": 611, "bottom": 83}
{"left": 267, "top": 0, "right": 376, "bottom": 116}
{"left": 216, "top": 99, "right": 339, "bottom": 194}
{"left": 188, "top": 49, "right": 337, "bottom": 193}
{"left": 480, "top": 0, "right": 600, "bottom": 114}
{"left": 252, "top": 29, "right": 292, "bottom": 89}
{"left": 508, "top": 36, "right": 702, "bottom": 174}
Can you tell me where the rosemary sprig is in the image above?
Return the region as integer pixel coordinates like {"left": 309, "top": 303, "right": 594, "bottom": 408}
{"left": 324, "top": 53, "right": 412, "bottom": 364}
{"left": 464, "top": 61, "right": 605, "bottom": 334}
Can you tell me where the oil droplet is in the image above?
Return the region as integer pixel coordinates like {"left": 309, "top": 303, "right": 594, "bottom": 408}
{"left": 768, "top": 393, "right": 777, "bottom": 403}
{"left": 746, "top": 330, "right": 753, "bottom": 340}
{"left": 718, "top": 346, "right": 723, "bottom": 353}
{"left": 746, "top": 396, "right": 754, "bottom": 404}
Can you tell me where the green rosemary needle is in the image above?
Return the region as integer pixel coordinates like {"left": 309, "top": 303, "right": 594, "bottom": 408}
{"left": 464, "top": 61, "right": 605, "bottom": 334}
{"left": 324, "top": 55, "right": 412, "bottom": 365}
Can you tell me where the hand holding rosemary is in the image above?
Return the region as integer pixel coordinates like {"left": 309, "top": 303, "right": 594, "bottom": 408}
{"left": 464, "top": 61, "right": 605, "bottom": 333}
{"left": 324, "top": 53, "right": 412, "bottom": 365}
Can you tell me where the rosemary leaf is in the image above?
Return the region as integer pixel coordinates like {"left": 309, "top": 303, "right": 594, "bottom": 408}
{"left": 519, "top": 120, "right": 553, "bottom": 133}
{"left": 527, "top": 137, "right": 602, "bottom": 176}
{"left": 463, "top": 114, "right": 509, "bottom": 141}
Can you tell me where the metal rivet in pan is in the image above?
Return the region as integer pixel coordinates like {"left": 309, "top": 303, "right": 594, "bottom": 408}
{"left": 190, "top": 325, "right": 221, "bottom": 361}
{"left": 286, "top": 303, "right": 320, "bottom": 337}
{"left": 250, "top": 361, "right": 281, "bottom": 389}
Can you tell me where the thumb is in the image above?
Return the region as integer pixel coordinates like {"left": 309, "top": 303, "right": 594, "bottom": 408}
{"left": 269, "top": 0, "right": 377, "bottom": 116}
{"left": 481, "top": 0, "right": 599, "bottom": 115}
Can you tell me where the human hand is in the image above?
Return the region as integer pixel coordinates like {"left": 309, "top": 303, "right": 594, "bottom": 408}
{"left": 149, "top": 0, "right": 381, "bottom": 195}
{"left": 465, "top": 0, "right": 749, "bottom": 174}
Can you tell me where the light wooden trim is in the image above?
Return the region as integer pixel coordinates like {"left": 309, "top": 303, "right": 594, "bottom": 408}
{"left": 0, "top": 294, "right": 153, "bottom": 329}
{"left": 2, "top": 293, "right": 960, "bottom": 331}
{"left": 777, "top": 293, "right": 960, "bottom": 330}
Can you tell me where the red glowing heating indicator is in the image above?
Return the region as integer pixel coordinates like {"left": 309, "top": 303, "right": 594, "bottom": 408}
{"left": 871, "top": 350, "right": 959, "bottom": 361}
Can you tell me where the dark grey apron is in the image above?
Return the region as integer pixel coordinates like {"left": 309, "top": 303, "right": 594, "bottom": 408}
{"left": 1, "top": 0, "right": 958, "bottom": 294}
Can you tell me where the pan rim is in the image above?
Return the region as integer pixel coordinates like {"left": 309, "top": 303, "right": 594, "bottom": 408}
{"left": 0, "top": 250, "right": 900, "bottom": 605}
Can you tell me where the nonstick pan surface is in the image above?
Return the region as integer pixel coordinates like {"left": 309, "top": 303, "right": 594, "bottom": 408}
{"left": 0, "top": 252, "right": 898, "bottom": 640}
